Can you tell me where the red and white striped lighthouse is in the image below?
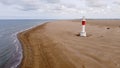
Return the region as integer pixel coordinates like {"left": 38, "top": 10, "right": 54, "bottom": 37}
{"left": 80, "top": 16, "right": 86, "bottom": 37}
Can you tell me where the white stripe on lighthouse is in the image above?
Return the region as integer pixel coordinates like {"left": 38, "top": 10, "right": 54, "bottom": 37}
{"left": 81, "top": 25, "right": 85, "bottom": 32}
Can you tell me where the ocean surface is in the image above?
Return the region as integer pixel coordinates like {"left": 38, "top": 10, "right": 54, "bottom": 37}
{"left": 0, "top": 19, "right": 54, "bottom": 68}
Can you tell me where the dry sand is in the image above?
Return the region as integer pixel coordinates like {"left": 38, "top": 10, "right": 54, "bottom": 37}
{"left": 18, "top": 20, "right": 120, "bottom": 68}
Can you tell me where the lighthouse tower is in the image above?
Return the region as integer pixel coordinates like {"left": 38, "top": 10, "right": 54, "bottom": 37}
{"left": 80, "top": 16, "right": 86, "bottom": 37}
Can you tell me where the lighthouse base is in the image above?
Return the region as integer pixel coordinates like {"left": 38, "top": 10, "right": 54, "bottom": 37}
{"left": 80, "top": 32, "right": 86, "bottom": 37}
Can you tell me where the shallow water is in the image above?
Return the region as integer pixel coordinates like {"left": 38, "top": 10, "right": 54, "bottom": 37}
{"left": 0, "top": 19, "right": 53, "bottom": 68}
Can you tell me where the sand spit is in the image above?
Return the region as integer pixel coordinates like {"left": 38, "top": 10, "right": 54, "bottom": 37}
{"left": 18, "top": 20, "right": 120, "bottom": 68}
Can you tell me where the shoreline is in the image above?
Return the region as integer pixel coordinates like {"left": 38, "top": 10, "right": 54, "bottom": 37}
{"left": 17, "top": 22, "right": 48, "bottom": 68}
{"left": 18, "top": 20, "right": 120, "bottom": 68}
{"left": 4, "top": 31, "right": 23, "bottom": 68}
{"left": 15, "top": 22, "right": 48, "bottom": 67}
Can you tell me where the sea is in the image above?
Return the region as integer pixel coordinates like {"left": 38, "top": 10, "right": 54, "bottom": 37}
{"left": 0, "top": 19, "right": 54, "bottom": 68}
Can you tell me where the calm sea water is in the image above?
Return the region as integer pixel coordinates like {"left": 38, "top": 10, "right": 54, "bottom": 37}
{"left": 0, "top": 19, "right": 54, "bottom": 68}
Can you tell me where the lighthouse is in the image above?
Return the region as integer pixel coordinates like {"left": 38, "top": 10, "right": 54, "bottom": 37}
{"left": 80, "top": 16, "right": 86, "bottom": 37}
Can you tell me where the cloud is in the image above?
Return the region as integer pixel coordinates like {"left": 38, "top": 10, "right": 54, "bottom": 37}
{"left": 85, "top": 0, "right": 109, "bottom": 8}
{"left": 113, "top": 0, "right": 120, "bottom": 5}
{"left": 0, "top": 0, "right": 41, "bottom": 10}
{"left": 0, "top": 0, "right": 87, "bottom": 11}
{"left": 0, "top": 0, "right": 120, "bottom": 15}
{"left": 42, "top": 0, "right": 60, "bottom": 3}
{"left": 0, "top": 0, "right": 65, "bottom": 11}
{"left": 0, "top": 0, "right": 17, "bottom": 5}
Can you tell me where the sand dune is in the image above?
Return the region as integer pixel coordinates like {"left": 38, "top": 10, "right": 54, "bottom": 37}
{"left": 18, "top": 20, "right": 120, "bottom": 68}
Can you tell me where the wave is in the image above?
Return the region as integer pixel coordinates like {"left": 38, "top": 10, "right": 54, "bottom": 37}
{"left": 4, "top": 32, "right": 23, "bottom": 68}
{"left": 3, "top": 22, "right": 46, "bottom": 68}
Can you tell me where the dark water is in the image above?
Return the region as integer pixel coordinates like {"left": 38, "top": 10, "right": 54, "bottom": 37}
{"left": 0, "top": 19, "right": 54, "bottom": 68}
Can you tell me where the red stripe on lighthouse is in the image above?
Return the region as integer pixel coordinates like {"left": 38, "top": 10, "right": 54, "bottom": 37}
{"left": 82, "top": 21, "right": 86, "bottom": 25}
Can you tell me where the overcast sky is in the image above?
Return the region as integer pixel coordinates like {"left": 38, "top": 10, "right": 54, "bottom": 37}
{"left": 0, "top": 0, "right": 120, "bottom": 19}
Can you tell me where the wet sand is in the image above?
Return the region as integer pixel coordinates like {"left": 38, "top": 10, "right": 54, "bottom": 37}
{"left": 18, "top": 20, "right": 120, "bottom": 68}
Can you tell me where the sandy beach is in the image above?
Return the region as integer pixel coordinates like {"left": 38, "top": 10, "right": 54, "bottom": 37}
{"left": 18, "top": 20, "right": 120, "bottom": 68}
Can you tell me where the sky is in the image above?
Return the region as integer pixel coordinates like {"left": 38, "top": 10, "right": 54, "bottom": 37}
{"left": 0, "top": 0, "right": 120, "bottom": 19}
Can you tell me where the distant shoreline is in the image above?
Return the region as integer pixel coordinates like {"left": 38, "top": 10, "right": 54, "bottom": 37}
{"left": 18, "top": 20, "right": 120, "bottom": 68}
